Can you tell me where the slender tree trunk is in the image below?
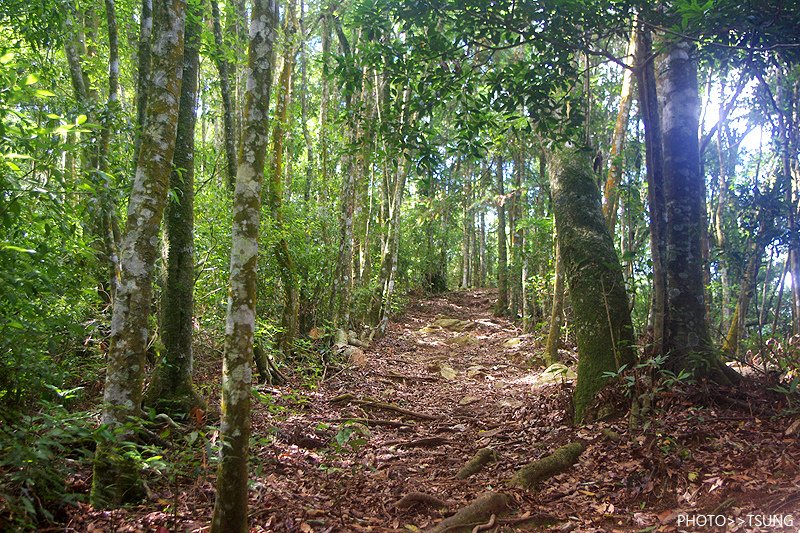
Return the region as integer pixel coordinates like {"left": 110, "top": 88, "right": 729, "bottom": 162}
{"left": 371, "top": 161, "right": 409, "bottom": 334}
{"left": 300, "top": 0, "right": 314, "bottom": 202}
{"left": 479, "top": 204, "right": 486, "bottom": 286}
{"left": 511, "top": 149, "right": 524, "bottom": 319}
{"left": 495, "top": 155, "right": 508, "bottom": 315}
{"left": 461, "top": 170, "right": 471, "bottom": 288}
{"left": 548, "top": 146, "right": 635, "bottom": 423}
{"left": 714, "top": 81, "right": 732, "bottom": 332}
{"left": 144, "top": 1, "right": 203, "bottom": 415}
{"left": 91, "top": 0, "right": 186, "bottom": 508}
{"left": 133, "top": 0, "right": 152, "bottom": 165}
{"left": 603, "top": 22, "right": 637, "bottom": 236}
{"left": 723, "top": 237, "right": 763, "bottom": 355}
{"left": 211, "top": 0, "right": 237, "bottom": 190}
{"left": 211, "top": 0, "right": 278, "bottom": 529}
{"left": 268, "top": 0, "right": 300, "bottom": 352}
{"left": 331, "top": 21, "right": 357, "bottom": 328}
{"left": 636, "top": 23, "right": 667, "bottom": 357}
{"left": 544, "top": 239, "right": 564, "bottom": 364}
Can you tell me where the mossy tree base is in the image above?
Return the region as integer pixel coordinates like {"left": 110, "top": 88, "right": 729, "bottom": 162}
{"left": 143, "top": 366, "right": 207, "bottom": 418}
{"left": 90, "top": 435, "right": 147, "bottom": 508}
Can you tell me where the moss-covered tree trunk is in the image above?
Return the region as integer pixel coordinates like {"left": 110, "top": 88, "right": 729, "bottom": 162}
{"left": 91, "top": 0, "right": 186, "bottom": 508}
{"left": 144, "top": 0, "right": 203, "bottom": 416}
{"left": 495, "top": 155, "right": 509, "bottom": 315}
{"left": 210, "top": 0, "right": 278, "bottom": 529}
{"left": 548, "top": 146, "right": 636, "bottom": 423}
{"left": 657, "top": 40, "right": 737, "bottom": 383}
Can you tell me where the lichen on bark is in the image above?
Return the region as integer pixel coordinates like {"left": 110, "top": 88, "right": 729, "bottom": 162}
{"left": 91, "top": 0, "right": 186, "bottom": 509}
{"left": 210, "top": 0, "right": 278, "bottom": 530}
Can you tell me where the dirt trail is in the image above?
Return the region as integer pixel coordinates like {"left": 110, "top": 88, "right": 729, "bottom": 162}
{"left": 67, "top": 289, "right": 800, "bottom": 532}
{"left": 250, "top": 289, "right": 576, "bottom": 531}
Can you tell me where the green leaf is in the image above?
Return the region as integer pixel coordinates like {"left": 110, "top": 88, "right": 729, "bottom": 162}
{"left": 34, "top": 89, "right": 55, "bottom": 97}
{"left": 24, "top": 73, "right": 38, "bottom": 85}
{"left": 0, "top": 52, "right": 14, "bottom": 64}
{"left": 76, "top": 114, "right": 88, "bottom": 125}
{"left": 1, "top": 244, "right": 36, "bottom": 254}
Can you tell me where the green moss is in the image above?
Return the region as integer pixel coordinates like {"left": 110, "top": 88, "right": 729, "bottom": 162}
{"left": 90, "top": 438, "right": 146, "bottom": 508}
{"left": 548, "top": 146, "right": 636, "bottom": 423}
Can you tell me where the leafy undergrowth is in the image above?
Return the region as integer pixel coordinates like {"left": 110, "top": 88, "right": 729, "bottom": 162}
{"left": 58, "top": 289, "right": 799, "bottom": 532}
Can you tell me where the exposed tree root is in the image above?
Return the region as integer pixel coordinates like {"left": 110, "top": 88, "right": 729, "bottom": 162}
{"left": 456, "top": 448, "right": 497, "bottom": 479}
{"left": 329, "top": 417, "right": 412, "bottom": 428}
{"left": 395, "top": 492, "right": 452, "bottom": 512}
{"left": 378, "top": 372, "right": 440, "bottom": 382}
{"left": 396, "top": 436, "right": 449, "bottom": 448}
{"left": 509, "top": 442, "right": 585, "bottom": 490}
{"left": 254, "top": 345, "right": 288, "bottom": 384}
{"left": 471, "top": 513, "right": 496, "bottom": 533}
{"left": 329, "top": 394, "right": 440, "bottom": 420}
{"left": 427, "top": 492, "right": 509, "bottom": 533}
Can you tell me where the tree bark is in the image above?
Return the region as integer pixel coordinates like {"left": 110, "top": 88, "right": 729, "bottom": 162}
{"left": 211, "top": 0, "right": 238, "bottom": 190}
{"left": 91, "top": 0, "right": 186, "bottom": 508}
{"left": 495, "top": 155, "right": 509, "bottom": 315}
{"left": 548, "top": 145, "right": 636, "bottom": 423}
{"left": 144, "top": 0, "right": 203, "bottom": 415}
{"left": 268, "top": 0, "right": 300, "bottom": 353}
{"left": 657, "top": 39, "right": 737, "bottom": 382}
{"left": 133, "top": 0, "right": 152, "bottom": 166}
{"left": 603, "top": 21, "right": 637, "bottom": 237}
{"left": 511, "top": 149, "right": 525, "bottom": 319}
{"left": 211, "top": 0, "right": 278, "bottom": 529}
{"left": 544, "top": 239, "right": 564, "bottom": 364}
{"left": 635, "top": 24, "right": 667, "bottom": 358}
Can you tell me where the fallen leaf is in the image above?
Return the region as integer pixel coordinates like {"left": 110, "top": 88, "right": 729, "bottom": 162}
{"left": 440, "top": 365, "right": 458, "bottom": 380}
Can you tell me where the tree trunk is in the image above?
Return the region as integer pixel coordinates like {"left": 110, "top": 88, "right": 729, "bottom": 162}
{"left": 371, "top": 161, "right": 409, "bottom": 334}
{"left": 603, "top": 21, "right": 637, "bottom": 236}
{"left": 211, "top": 0, "right": 278, "bottom": 529}
{"left": 495, "top": 155, "right": 508, "bottom": 315}
{"left": 548, "top": 145, "right": 636, "bottom": 423}
{"left": 723, "top": 238, "right": 762, "bottom": 355}
{"left": 511, "top": 149, "right": 524, "bottom": 319}
{"left": 133, "top": 0, "right": 152, "bottom": 166}
{"left": 657, "top": 39, "right": 737, "bottom": 383}
{"left": 461, "top": 169, "right": 471, "bottom": 288}
{"left": 544, "top": 239, "right": 564, "bottom": 364}
{"left": 211, "top": 0, "right": 237, "bottom": 190}
{"left": 268, "top": 0, "right": 300, "bottom": 353}
{"left": 635, "top": 23, "right": 667, "bottom": 358}
{"left": 91, "top": 0, "right": 186, "bottom": 508}
{"left": 144, "top": 0, "right": 203, "bottom": 415}
{"left": 332, "top": 21, "right": 357, "bottom": 329}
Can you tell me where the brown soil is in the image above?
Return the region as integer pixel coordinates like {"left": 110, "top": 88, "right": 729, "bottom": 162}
{"left": 65, "top": 289, "right": 800, "bottom": 532}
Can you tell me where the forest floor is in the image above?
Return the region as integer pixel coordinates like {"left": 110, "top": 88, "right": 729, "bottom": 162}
{"left": 65, "top": 289, "right": 800, "bottom": 532}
